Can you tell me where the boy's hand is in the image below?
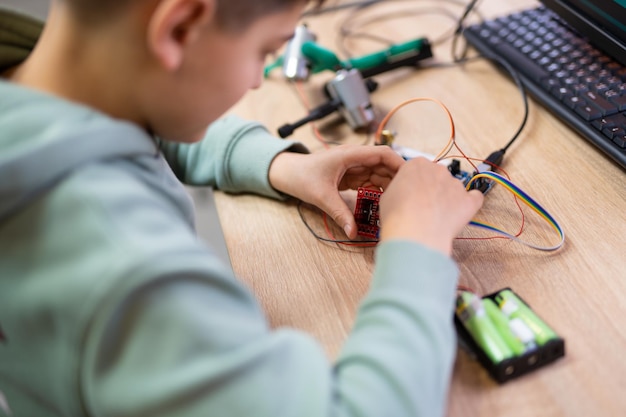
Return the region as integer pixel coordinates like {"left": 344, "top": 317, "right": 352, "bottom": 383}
{"left": 269, "top": 145, "right": 405, "bottom": 239}
{"left": 379, "top": 157, "right": 484, "bottom": 256}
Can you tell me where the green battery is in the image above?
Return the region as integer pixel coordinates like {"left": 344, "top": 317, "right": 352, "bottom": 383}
{"left": 495, "top": 290, "right": 558, "bottom": 346}
{"left": 456, "top": 292, "right": 515, "bottom": 363}
{"left": 482, "top": 297, "right": 528, "bottom": 356}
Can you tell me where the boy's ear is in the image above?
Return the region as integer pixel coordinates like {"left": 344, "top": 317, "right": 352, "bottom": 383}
{"left": 147, "top": 0, "right": 216, "bottom": 70}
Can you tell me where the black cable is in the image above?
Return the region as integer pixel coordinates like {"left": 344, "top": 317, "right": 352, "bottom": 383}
{"left": 450, "top": 0, "right": 529, "bottom": 159}
{"left": 302, "top": 0, "right": 383, "bottom": 17}
{"left": 336, "top": 0, "right": 483, "bottom": 58}
{"left": 304, "top": 0, "right": 529, "bottom": 166}
{"left": 487, "top": 55, "right": 530, "bottom": 153}
{"left": 296, "top": 201, "right": 379, "bottom": 244}
{"left": 451, "top": 0, "right": 481, "bottom": 63}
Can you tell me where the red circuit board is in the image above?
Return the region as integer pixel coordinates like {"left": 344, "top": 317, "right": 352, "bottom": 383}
{"left": 354, "top": 187, "right": 382, "bottom": 238}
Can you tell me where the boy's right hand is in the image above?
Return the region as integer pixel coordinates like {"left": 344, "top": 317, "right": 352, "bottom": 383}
{"left": 379, "top": 157, "right": 484, "bottom": 256}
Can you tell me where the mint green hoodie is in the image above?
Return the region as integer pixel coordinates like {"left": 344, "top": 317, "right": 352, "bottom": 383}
{"left": 0, "top": 9, "right": 459, "bottom": 417}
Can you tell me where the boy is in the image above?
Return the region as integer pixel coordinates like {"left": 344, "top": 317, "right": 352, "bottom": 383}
{"left": 0, "top": 1, "right": 483, "bottom": 416}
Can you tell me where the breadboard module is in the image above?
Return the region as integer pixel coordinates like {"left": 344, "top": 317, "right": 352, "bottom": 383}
{"left": 354, "top": 187, "right": 382, "bottom": 238}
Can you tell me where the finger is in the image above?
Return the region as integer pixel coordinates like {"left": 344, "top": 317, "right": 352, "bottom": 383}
{"left": 340, "top": 174, "right": 393, "bottom": 191}
{"left": 447, "top": 190, "right": 485, "bottom": 235}
{"left": 339, "top": 167, "right": 400, "bottom": 190}
{"left": 465, "top": 189, "right": 485, "bottom": 217}
{"left": 318, "top": 194, "right": 358, "bottom": 239}
{"left": 340, "top": 144, "right": 405, "bottom": 171}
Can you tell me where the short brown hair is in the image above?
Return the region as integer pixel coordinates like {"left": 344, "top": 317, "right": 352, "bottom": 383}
{"left": 216, "top": 0, "right": 325, "bottom": 31}
{"left": 64, "top": 0, "right": 324, "bottom": 30}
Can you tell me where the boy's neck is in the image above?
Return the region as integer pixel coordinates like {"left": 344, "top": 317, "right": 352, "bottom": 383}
{"left": 9, "top": 6, "right": 147, "bottom": 126}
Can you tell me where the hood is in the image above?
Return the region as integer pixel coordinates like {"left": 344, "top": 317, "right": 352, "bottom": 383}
{"left": 0, "top": 8, "right": 158, "bottom": 223}
{"left": 0, "top": 81, "right": 159, "bottom": 222}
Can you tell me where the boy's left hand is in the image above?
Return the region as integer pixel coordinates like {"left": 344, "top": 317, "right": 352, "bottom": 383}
{"left": 269, "top": 145, "right": 405, "bottom": 239}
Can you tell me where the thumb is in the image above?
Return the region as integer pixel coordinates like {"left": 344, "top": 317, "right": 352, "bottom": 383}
{"left": 464, "top": 190, "right": 485, "bottom": 221}
{"left": 320, "top": 195, "right": 358, "bottom": 239}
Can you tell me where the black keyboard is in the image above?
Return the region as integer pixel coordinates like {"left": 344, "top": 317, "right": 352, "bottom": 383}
{"left": 464, "top": 6, "right": 626, "bottom": 170}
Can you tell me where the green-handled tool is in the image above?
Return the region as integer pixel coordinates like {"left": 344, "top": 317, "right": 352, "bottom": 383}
{"left": 303, "top": 37, "right": 432, "bottom": 77}
{"left": 265, "top": 36, "right": 432, "bottom": 79}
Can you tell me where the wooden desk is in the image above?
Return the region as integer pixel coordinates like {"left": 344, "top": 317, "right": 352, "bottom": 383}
{"left": 212, "top": 1, "right": 626, "bottom": 416}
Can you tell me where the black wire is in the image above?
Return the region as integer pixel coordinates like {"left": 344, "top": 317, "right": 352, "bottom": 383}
{"left": 302, "top": 0, "right": 383, "bottom": 17}
{"left": 296, "top": 200, "right": 379, "bottom": 244}
{"left": 303, "top": 0, "right": 529, "bottom": 155}
{"left": 451, "top": 0, "right": 481, "bottom": 63}
{"left": 485, "top": 55, "right": 530, "bottom": 152}
{"left": 335, "top": 0, "right": 484, "bottom": 58}
{"left": 451, "top": 0, "right": 529, "bottom": 154}
{"left": 292, "top": 1, "right": 530, "bottom": 238}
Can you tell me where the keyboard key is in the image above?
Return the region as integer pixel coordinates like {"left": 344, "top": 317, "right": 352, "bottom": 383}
{"left": 575, "top": 103, "right": 603, "bottom": 120}
{"left": 613, "top": 134, "right": 626, "bottom": 148}
{"left": 608, "top": 94, "right": 626, "bottom": 111}
{"left": 602, "top": 126, "right": 625, "bottom": 139}
{"left": 592, "top": 113, "right": 626, "bottom": 130}
{"left": 582, "top": 91, "right": 619, "bottom": 116}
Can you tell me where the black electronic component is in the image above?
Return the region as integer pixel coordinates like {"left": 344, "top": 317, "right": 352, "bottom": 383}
{"left": 448, "top": 159, "right": 471, "bottom": 185}
{"left": 353, "top": 187, "right": 382, "bottom": 238}
{"left": 448, "top": 159, "right": 489, "bottom": 192}
{"left": 468, "top": 149, "right": 506, "bottom": 193}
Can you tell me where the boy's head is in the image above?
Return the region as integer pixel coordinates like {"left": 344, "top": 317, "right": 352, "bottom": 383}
{"left": 18, "top": 0, "right": 324, "bottom": 142}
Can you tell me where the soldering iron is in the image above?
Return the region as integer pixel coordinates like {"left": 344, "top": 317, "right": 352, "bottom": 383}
{"left": 266, "top": 25, "right": 433, "bottom": 138}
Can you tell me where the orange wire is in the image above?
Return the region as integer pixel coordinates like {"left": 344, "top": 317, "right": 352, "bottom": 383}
{"left": 375, "top": 97, "right": 456, "bottom": 162}
{"left": 374, "top": 97, "right": 528, "bottom": 243}
{"left": 309, "top": 96, "right": 525, "bottom": 245}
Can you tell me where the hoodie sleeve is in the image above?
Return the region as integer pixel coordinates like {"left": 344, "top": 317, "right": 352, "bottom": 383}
{"left": 81, "top": 240, "right": 459, "bottom": 417}
{"left": 158, "top": 115, "right": 309, "bottom": 199}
